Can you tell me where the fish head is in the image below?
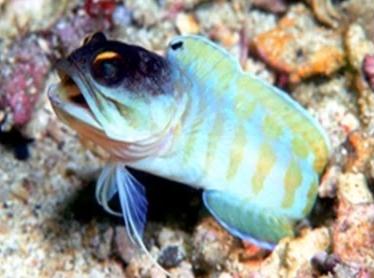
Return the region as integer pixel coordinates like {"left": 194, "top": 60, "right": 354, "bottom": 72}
{"left": 48, "top": 32, "right": 187, "bottom": 153}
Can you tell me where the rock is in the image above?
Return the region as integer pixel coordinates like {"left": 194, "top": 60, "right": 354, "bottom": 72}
{"left": 345, "top": 23, "right": 374, "bottom": 131}
{"left": 192, "top": 217, "right": 236, "bottom": 272}
{"left": 337, "top": 173, "right": 373, "bottom": 206}
{"left": 88, "top": 224, "right": 113, "bottom": 260}
{"left": 253, "top": 4, "right": 345, "bottom": 83}
{"left": 311, "top": 251, "right": 341, "bottom": 275}
{"left": 304, "top": 0, "right": 340, "bottom": 28}
{"left": 176, "top": 13, "right": 200, "bottom": 35}
{"left": 260, "top": 227, "right": 331, "bottom": 277}
{"left": 0, "top": 35, "right": 50, "bottom": 128}
{"left": 113, "top": 225, "right": 138, "bottom": 264}
{"left": 345, "top": 24, "right": 374, "bottom": 71}
{"left": 0, "top": 0, "right": 69, "bottom": 40}
{"left": 333, "top": 172, "right": 374, "bottom": 270}
{"left": 158, "top": 245, "right": 185, "bottom": 268}
{"left": 251, "top": 0, "right": 288, "bottom": 14}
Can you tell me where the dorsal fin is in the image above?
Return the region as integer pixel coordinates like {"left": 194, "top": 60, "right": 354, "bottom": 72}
{"left": 166, "top": 35, "right": 241, "bottom": 96}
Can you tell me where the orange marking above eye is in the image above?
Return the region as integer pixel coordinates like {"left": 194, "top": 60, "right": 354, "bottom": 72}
{"left": 94, "top": 51, "right": 122, "bottom": 62}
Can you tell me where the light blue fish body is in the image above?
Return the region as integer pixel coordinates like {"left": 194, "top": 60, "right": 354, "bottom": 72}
{"left": 48, "top": 32, "right": 330, "bottom": 270}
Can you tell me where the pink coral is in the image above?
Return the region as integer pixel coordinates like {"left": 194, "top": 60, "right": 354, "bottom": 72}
{"left": 363, "top": 54, "right": 374, "bottom": 90}
{"left": 0, "top": 36, "right": 50, "bottom": 127}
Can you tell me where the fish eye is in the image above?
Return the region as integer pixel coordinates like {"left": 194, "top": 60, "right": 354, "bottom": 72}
{"left": 91, "top": 51, "right": 126, "bottom": 86}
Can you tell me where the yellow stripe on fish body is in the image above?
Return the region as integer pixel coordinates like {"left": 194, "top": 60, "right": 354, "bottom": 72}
{"left": 163, "top": 35, "right": 330, "bottom": 247}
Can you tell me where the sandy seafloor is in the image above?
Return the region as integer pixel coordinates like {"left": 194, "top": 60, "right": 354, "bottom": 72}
{"left": 0, "top": 0, "right": 374, "bottom": 277}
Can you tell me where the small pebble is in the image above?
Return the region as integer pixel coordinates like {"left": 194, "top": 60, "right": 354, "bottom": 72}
{"left": 176, "top": 13, "right": 200, "bottom": 35}
{"left": 251, "top": 0, "right": 288, "bottom": 13}
{"left": 157, "top": 245, "right": 185, "bottom": 268}
{"left": 192, "top": 217, "right": 236, "bottom": 271}
{"left": 112, "top": 4, "right": 132, "bottom": 27}
{"left": 113, "top": 225, "right": 138, "bottom": 264}
{"left": 311, "top": 251, "right": 340, "bottom": 274}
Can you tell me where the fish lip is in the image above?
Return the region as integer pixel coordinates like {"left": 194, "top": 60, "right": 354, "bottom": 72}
{"left": 48, "top": 58, "right": 102, "bottom": 130}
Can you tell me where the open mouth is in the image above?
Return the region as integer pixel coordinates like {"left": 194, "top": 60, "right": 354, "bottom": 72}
{"left": 57, "top": 70, "right": 90, "bottom": 109}
{"left": 48, "top": 63, "right": 102, "bottom": 130}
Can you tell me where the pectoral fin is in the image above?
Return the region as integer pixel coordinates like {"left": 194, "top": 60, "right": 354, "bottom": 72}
{"left": 115, "top": 165, "right": 148, "bottom": 244}
{"left": 203, "top": 190, "right": 295, "bottom": 249}
{"left": 95, "top": 164, "right": 148, "bottom": 242}
{"left": 95, "top": 164, "right": 122, "bottom": 216}
{"left": 95, "top": 164, "right": 170, "bottom": 275}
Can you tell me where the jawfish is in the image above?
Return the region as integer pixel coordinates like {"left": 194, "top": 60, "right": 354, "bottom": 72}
{"left": 48, "top": 32, "right": 330, "bottom": 270}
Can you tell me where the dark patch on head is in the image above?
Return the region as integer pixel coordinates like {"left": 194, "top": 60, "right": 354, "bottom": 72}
{"left": 83, "top": 32, "right": 107, "bottom": 46}
{"left": 170, "top": 41, "right": 183, "bottom": 51}
{"left": 59, "top": 33, "right": 173, "bottom": 96}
